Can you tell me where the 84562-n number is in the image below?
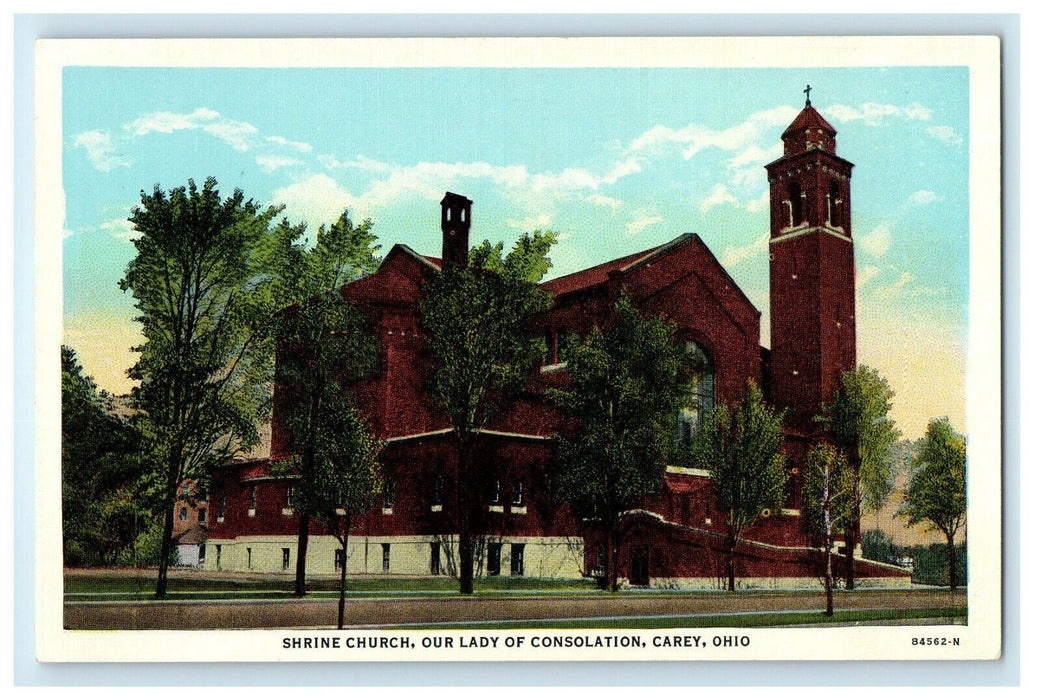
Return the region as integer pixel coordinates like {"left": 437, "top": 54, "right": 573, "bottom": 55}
{"left": 911, "top": 637, "right": 960, "bottom": 646}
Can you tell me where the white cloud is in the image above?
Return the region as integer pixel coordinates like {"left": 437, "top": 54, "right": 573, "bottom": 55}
{"left": 587, "top": 193, "right": 622, "bottom": 211}
{"left": 856, "top": 265, "right": 880, "bottom": 290}
{"left": 256, "top": 155, "right": 301, "bottom": 173}
{"left": 124, "top": 107, "right": 219, "bottom": 136}
{"left": 318, "top": 153, "right": 397, "bottom": 173}
{"left": 909, "top": 190, "right": 940, "bottom": 205}
{"left": 745, "top": 190, "right": 770, "bottom": 213}
{"left": 822, "top": 102, "right": 933, "bottom": 126}
{"left": 699, "top": 183, "right": 739, "bottom": 214}
{"left": 875, "top": 270, "right": 913, "bottom": 299}
{"left": 860, "top": 222, "right": 893, "bottom": 257}
{"left": 625, "top": 215, "right": 663, "bottom": 237}
{"left": 505, "top": 213, "right": 554, "bottom": 232}
{"left": 266, "top": 135, "right": 313, "bottom": 153}
{"left": 270, "top": 174, "right": 358, "bottom": 226}
{"left": 721, "top": 233, "right": 769, "bottom": 268}
{"left": 927, "top": 125, "right": 963, "bottom": 146}
{"left": 626, "top": 106, "right": 796, "bottom": 160}
{"left": 72, "top": 130, "right": 129, "bottom": 172}
{"left": 99, "top": 216, "right": 139, "bottom": 242}
{"left": 202, "top": 120, "right": 259, "bottom": 152}
{"left": 124, "top": 107, "right": 260, "bottom": 151}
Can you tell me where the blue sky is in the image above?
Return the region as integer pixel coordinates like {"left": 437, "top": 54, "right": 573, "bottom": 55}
{"left": 61, "top": 65, "right": 970, "bottom": 439}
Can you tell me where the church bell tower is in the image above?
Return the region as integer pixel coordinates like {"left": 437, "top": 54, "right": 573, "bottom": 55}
{"left": 766, "top": 87, "right": 857, "bottom": 431}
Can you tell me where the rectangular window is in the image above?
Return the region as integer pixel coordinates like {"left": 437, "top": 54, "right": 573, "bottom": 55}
{"left": 182, "top": 484, "right": 191, "bottom": 499}
{"left": 198, "top": 508, "right": 206, "bottom": 524}
{"left": 198, "top": 543, "right": 206, "bottom": 563}
{"left": 286, "top": 485, "right": 295, "bottom": 509}
{"left": 179, "top": 507, "right": 188, "bottom": 521}
{"left": 215, "top": 544, "right": 222, "bottom": 570}
{"left": 249, "top": 485, "right": 257, "bottom": 511}
{"left": 489, "top": 479, "right": 500, "bottom": 505}
{"left": 432, "top": 475, "right": 443, "bottom": 506}
{"left": 335, "top": 549, "right": 345, "bottom": 571}
{"left": 430, "top": 542, "right": 441, "bottom": 575}
{"left": 510, "top": 544, "right": 525, "bottom": 576}
{"left": 383, "top": 479, "right": 395, "bottom": 510}
{"left": 512, "top": 483, "right": 524, "bottom": 506}
{"left": 282, "top": 548, "right": 291, "bottom": 570}
{"left": 218, "top": 494, "right": 227, "bottom": 520}
{"left": 247, "top": 547, "right": 253, "bottom": 570}
{"left": 382, "top": 543, "right": 391, "bottom": 573}
{"left": 487, "top": 543, "right": 501, "bottom": 576}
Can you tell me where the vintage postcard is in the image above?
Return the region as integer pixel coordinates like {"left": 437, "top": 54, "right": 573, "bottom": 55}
{"left": 36, "top": 36, "right": 1001, "bottom": 663}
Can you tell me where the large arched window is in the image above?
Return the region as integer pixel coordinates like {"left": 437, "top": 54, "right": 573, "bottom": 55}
{"left": 787, "top": 183, "right": 803, "bottom": 227}
{"left": 677, "top": 341, "right": 715, "bottom": 450}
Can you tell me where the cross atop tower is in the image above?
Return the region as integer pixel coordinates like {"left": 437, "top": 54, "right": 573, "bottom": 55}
{"left": 804, "top": 84, "right": 812, "bottom": 107}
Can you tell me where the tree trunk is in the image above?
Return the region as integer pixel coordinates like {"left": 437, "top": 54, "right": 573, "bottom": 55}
{"left": 337, "top": 515, "right": 351, "bottom": 629}
{"left": 824, "top": 545, "right": 835, "bottom": 616}
{"left": 294, "top": 511, "right": 310, "bottom": 597}
{"left": 726, "top": 533, "right": 737, "bottom": 592}
{"left": 606, "top": 526, "right": 617, "bottom": 592}
{"left": 947, "top": 531, "right": 958, "bottom": 591}
{"left": 844, "top": 500, "right": 859, "bottom": 590}
{"left": 456, "top": 438, "right": 474, "bottom": 595}
{"left": 155, "top": 448, "right": 182, "bottom": 599}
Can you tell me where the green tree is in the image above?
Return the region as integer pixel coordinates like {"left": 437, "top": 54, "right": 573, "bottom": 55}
{"left": 551, "top": 296, "right": 689, "bottom": 592}
{"left": 418, "top": 231, "right": 556, "bottom": 595}
{"left": 121, "top": 177, "right": 283, "bottom": 597}
{"left": 281, "top": 401, "right": 382, "bottom": 627}
{"left": 61, "top": 346, "right": 146, "bottom": 565}
{"left": 802, "top": 443, "right": 855, "bottom": 616}
{"left": 818, "top": 366, "right": 901, "bottom": 590}
{"left": 267, "top": 211, "right": 381, "bottom": 597}
{"left": 901, "top": 417, "right": 966, "bottom": 590}
{"left": 691, "top": 381, "right": 787, "bottom": 592}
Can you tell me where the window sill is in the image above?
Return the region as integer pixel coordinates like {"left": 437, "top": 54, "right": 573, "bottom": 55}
{"left": 247, "top": 509, "right": 255, "bottom": 518}
{"left": 511, "top": 506, "right": 527, "bottom": 515}
{"left": 540, "top": 362, "right": 568, "bottom": 374}
{"left": 216, "top": 517, "right": 224, "bottom": 524}
{"left": 282, "top": 508, "right": 294, "bottom": 516}
{"left": 781, "top": 508, "right": 801, "bottom": 517}
{"left": 430, "top": 504, "right": 443, "bottom": 512}
{"left": 382, "top": 508, "right": 393, "bottom": 515}
{"left": 488, "top": 505, "right": 504, "bottom": 513}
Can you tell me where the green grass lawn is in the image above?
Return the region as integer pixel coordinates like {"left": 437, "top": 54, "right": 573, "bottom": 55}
{"left": 401, "top": 607, "right": 968, "bottom": 630}
{"left": 64, "top": 572, "right": 600, "bottom": 599}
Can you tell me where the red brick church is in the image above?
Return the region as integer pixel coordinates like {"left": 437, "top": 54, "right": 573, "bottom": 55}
{"left": 201, "top": 99, "right": 910, "bottom": 588}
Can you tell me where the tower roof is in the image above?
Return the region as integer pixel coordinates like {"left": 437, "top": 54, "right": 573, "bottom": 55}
{"left": 781, "top": 104, "right": 837, "bottom": 139}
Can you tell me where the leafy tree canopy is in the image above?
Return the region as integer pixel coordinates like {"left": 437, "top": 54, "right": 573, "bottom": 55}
{"left": 901, "top": 417, "right": 966, "bottom": 540}
{"left": 819, "top": 365, "right": 901, "bottom": 512}
{"left": 692, "top": 381, "right": 787, "bottom": 536}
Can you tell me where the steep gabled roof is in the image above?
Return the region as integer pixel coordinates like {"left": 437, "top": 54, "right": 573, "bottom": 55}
{"left": 540, "top": 234, "right": 693, "bottom": 297}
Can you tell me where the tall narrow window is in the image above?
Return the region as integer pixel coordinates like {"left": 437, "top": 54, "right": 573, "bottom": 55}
{"left": 249, "top": 485, "right": 257, "bottom": 511}
{"left": 383, "top": 479, "right": 395, "bottom": 510}
{"left": 677, "top": 341, "right": 715, "bottom": 450}
{"left": 335, "top": 549, "right": 345, "bottom": 571}
{"left": 788, "top": 183, "right": 803, "bottom": 226}
{"left": 198, "top": 508, "right": 206, "bottom": 524}
{"left": 489, "top": 479, "right": 500, "bottom": 505}
{"left": 487, "top": 543, "right": 502, "bottom": 576}
{"left": 830, "top": 181, "right": 843, "bottom": 229}
{"left": 247, "top": 547, "right": 253, "bottom": 570}
{"left": 282, "top": 548, "right": 291, "bottom": 570}
{"left": 432, "top": 474, "right": 443, "bottom": 506}
{"left": 218, "top": 494, "right": 227, "bottom": 521}
{"left": 286, "top": 485, "right": 295, "bottom": 509}
{"left": 556, "top": 329, "right": 570, "bottom": 364}
{"left": 382, "top": 543, "right": 391, "bottom": 573}
{"left": 512, "top": 483, "right": 524, "bottom": 506}
{"left": 510, "top": 544, "right": 525, "bottom": 576}
{"left": 430, "top": 542, "right": 441, "bottom": 575}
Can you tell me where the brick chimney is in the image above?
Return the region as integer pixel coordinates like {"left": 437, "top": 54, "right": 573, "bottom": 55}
{"left": 440, "top": 192, "right": 472, "bottom": 268}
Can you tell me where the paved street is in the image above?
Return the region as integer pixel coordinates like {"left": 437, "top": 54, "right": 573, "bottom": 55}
{"left": 64, "top": 588, "right": 966, "bottom": 630}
